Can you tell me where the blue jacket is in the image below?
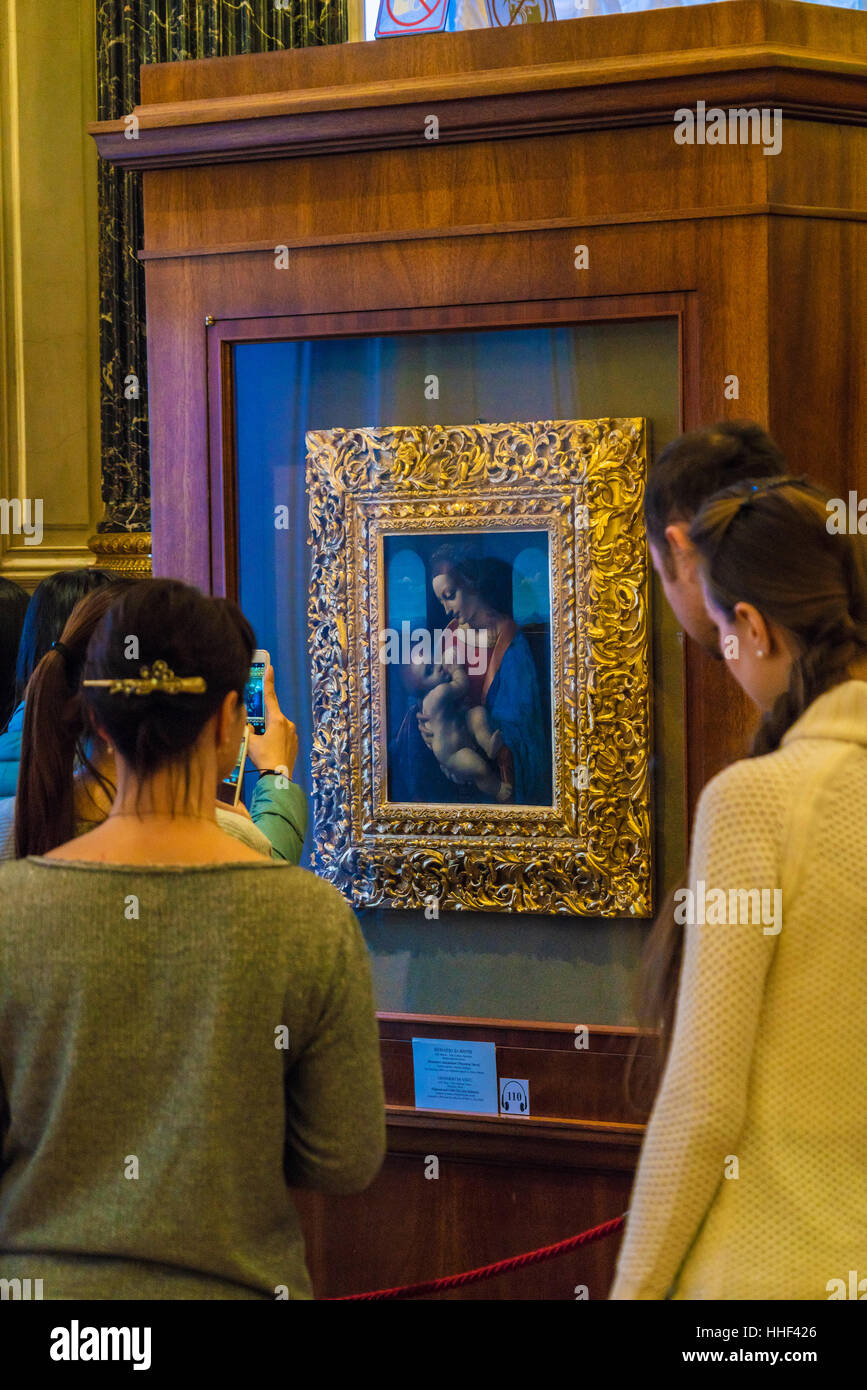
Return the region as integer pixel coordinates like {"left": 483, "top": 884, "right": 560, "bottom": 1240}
{"left": 0, "top": 702, "right": 24, "bottom": 798}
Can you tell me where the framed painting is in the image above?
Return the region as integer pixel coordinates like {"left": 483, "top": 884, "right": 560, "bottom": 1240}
{"left": 306, "top": 418, "right": 651, "bottom": 916}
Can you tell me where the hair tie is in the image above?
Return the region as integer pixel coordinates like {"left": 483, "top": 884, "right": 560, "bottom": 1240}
{"left": 51, "top": 639, "right": 71, "bottom": 665}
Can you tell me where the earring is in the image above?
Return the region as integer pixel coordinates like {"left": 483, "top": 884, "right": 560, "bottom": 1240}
{"left": 756, "top": 649, "right": 765, "bottom": 658}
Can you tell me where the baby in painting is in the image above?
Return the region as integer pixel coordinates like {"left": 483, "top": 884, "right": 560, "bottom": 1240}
{"left": 405, "top": 657, "right": 513, "bottom": 802}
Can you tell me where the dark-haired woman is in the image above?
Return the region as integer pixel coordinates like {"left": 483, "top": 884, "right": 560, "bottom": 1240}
{"left": 611, "top": 478, "right": 867, "bottom": 1300}
{"left": 0, "top": 578, "right": 384, "bottom": 1299}
{"left": 0, "top": 584, "right": 307, "bottom": 865}
{"left": 0, "top": 568, "right": 116, "bottom": 796}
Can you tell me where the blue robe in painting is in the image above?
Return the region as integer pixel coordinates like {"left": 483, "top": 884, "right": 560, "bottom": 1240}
{"left": 389, "top": 630, "right": 549, "bottom": 806}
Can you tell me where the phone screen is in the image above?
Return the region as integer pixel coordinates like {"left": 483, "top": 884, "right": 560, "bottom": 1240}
{"left": 245, "top": 661, "right": 266, "bottom": 735}
{"left": 217, "top": 734, "right": 247, "bottom": 806}
{"left": 225, "top": 745, "right": 244, "bottom": 788}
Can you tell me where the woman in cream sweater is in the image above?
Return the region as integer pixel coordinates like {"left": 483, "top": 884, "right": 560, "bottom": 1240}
{"left": 612, "top": 478, "right": 867, "bottom": 1300}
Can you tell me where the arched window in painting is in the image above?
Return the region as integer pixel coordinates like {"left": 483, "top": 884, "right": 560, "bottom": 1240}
{"left": 387, "top": 547, "right": 427, "bottom": 631}
{"left": 512, "top": 545, "right": 548, "bottom": 628}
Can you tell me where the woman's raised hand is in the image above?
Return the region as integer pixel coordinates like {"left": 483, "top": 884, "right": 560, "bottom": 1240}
{"left": 247, "top": 665, "right": 298, "bottom": 781}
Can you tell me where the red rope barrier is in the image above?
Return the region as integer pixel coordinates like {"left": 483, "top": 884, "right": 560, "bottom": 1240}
{"left": 327, "top": 1213, "right": 626, "bottom": 1301}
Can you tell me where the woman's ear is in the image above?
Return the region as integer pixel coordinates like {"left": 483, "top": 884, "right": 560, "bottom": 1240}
{"left": 216, "top": 690, "right": 243, "bottom": 749}
{"left": 733, "top": 601, "right": 773, "bottom": 654}
{"left": 663, "top": 523, "right": 696, "bottom": 575}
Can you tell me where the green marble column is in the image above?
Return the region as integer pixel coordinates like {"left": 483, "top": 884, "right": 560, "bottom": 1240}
{"left": 93, "top": 0, "right": 348, "bottom": 553}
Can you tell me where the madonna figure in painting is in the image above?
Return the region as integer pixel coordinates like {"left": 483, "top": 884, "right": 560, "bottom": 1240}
{"left": 389, "top": 541, "right": 550, "bottom": 806}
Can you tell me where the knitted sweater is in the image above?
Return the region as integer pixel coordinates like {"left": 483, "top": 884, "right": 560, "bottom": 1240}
{"left": 611, "top": 679, "right": 867, "bottom": 1300}
{"left": 0, "top": 859, "right": 385, "bottom": 1299}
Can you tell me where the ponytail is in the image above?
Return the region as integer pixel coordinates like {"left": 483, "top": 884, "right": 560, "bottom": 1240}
{"left": 14, "top": 580, "right": 139, "bottom": 857}
{"left": 14, "top": 647, "right": 80, "bottom": 857}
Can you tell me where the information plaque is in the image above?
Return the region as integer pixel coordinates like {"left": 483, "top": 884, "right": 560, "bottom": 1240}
{"left": 412, "top": 1038, "right": 499, "bottom": 1114}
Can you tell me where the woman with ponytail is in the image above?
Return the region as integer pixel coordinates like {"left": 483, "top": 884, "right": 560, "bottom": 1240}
{"left": 0, "top": 569, "right": 116, "bottom": 796}
{"left": 9, "top": 581, "right": 137, "bottom": 857}
{"left": 0, "top": 578, "right": 384, "bottom": 1299}
{"left": 613, "top": 478, "right": 867, "bottom": 1300}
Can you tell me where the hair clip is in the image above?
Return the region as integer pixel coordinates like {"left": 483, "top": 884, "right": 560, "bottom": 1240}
{"left": 734, "top": 475, "right": 814, "bottom": 516}
{"left": 82, "top": 658, "right": 207, "bottom": 697}
{"left": 746, "top": 474, "right": 811, "bottom": 498}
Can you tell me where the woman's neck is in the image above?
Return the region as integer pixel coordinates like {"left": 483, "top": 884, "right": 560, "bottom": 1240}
{"left": 109, "top": 761, "right": 217, "bottom": 823}
{"left": 50, "top": 749, "right": 266, "bottom": 864}
{"left": 75, "top": 744, "right": 218, "bottom": 825}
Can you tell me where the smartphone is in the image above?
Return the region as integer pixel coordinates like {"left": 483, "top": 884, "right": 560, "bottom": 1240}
{"left": 217, "top": 725, "right": 250, "bottom": 806}
{"left": 244, "top": 650, "right": 269, "bottom": 736}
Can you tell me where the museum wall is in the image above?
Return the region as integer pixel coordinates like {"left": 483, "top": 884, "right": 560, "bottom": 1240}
{"left": 0, "top": 0, "right": 102, "bottom": 589}
{"left": 234, "top": 316, "right": 685, "bottom": 1025}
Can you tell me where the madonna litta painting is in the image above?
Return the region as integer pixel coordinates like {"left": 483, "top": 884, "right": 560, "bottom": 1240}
{"left": 383, "top": 530, "right": 553, "bottom": 808}
{"left": 306, "top": 418, "right": 651, "bottom": 918}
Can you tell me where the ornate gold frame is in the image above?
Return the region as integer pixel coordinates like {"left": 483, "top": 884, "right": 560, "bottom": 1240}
{"left": 306, "top": 419, "right": 651, "bottom": 917}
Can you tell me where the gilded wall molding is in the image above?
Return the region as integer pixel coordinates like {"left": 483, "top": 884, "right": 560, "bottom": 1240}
{"left": 0, "top": 0, "right": 103, "bottom": 588}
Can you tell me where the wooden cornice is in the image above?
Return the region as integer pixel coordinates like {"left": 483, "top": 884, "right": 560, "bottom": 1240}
{"left": 88, "top": 3, "right": 867, "bottom": 170}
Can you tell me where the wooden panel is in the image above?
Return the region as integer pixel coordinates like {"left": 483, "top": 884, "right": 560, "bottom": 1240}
{"left": 294, "top": 1151, "right": 631, "bottom": 1300}
{"left": 295, "top": 1015, "right": 646, "bottom": 1300}
{"left": 769, "top": 214, "right": 867, "bottom": 501}
{"left": 136, "top": 121, "right": 867, "bottom": 259}
{"left": 378, "top": 1015, "right": 655, "bottom": 1122}
{"left": 139, "top": 132, "right": 770, "bottom": 253}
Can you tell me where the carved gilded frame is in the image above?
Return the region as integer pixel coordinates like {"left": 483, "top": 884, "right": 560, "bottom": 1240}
{"left": 306, "top": 419, "right": 651, "bottom": 916}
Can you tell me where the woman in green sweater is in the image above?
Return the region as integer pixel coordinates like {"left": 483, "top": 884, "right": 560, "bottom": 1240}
{"left": 0, "top": 578, "right": 385, "bottom": 1299}
{"left": 0, "top": 578, "right": 307, "bottom": 865}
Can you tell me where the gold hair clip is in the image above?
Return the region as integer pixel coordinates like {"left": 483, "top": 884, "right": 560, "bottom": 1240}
{"left": 82, "top": 659, "right": 207, "bottom": 697}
